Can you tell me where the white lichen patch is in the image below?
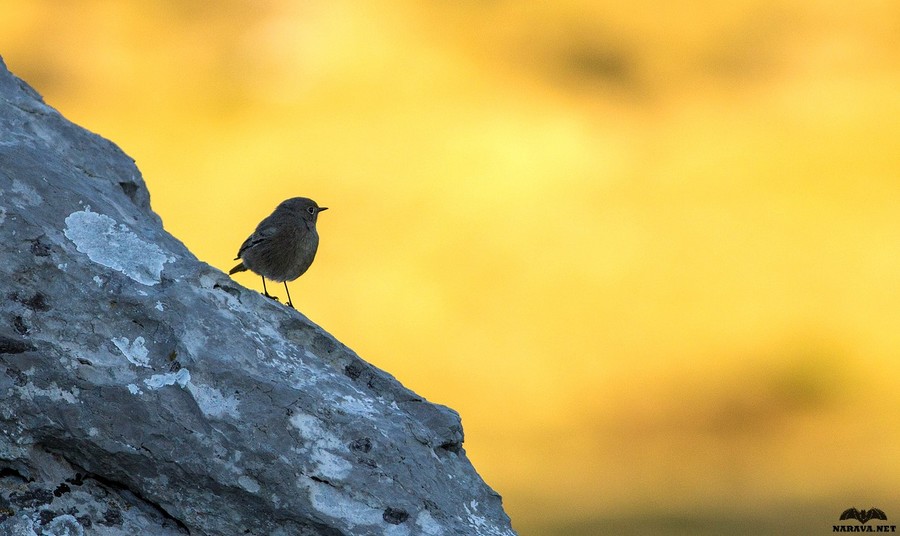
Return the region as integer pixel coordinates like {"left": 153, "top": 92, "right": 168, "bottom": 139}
{"left": 334, "top": 395, "right": 377, "bottom": 418}
{"left": 139, "top": 369, "right": 239, "bottom": 419}
{"left": 127, "top": 384, "right": 142, "bottom": 395}
{"left": 44, "top": 514, "right": 85, "bottom": 536}
{"left": 93, "top": 276, "right": 103, "bottom": 286}
{"left": 290, "top": 413, "right": 352, "bottom": 480}
{"left": 304, "top": 477, "right": 383, "bottom": 528}
{"left": 185, "top": 381, "right": 240, "bottom": 419}
{"left": 64, "top": 208, "right": 173, "bottom": 286}
{"left": 111, "top": 336, "right": 150, "bottom": 368}
{"left": 212, "top": 449, "right": 243, "bottom": 478}
{"left": 464, "top": 501, "right": 517, "bottom": 536}
{"left": 144, "top": 368, "right": 191, "bottom": 390}
{"left": 197, "top": 273, "right": 247, "bottom": 311}
{"left": 237, "top": 475, "right": 261, "bottom": 493}
{"left": 16, "top": 382, "right": 79, "bottom": 404}
{"left": 11, "top": 179, "right": 42, "bottom": 206}
{"left": 267, "top": 350, "right": 322, "bottom": 390}
{"left": 0, "top": 206, "right": 6, "bottom": 225}
{"left": 415, "top": 511, "right": 445, "bottom": 536}
{"left": 290, "top": 414, "right": 345, "bottom": 451}
{"left": 155, "top": 301, "right": 164, "bottom": 311}
{"left": 312, "top": 450, "right": 353, "bottom": 481}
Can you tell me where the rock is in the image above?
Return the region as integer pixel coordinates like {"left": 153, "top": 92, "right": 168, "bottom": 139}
{"left": 0, "top": 55, "right": 516, "bottom": 536}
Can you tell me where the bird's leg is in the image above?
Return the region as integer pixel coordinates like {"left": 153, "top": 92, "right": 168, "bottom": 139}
{"left": 261, "top": 277, "right": 279, "bottom": 302}
{"left": 283, "top": 282, "right": 294, "bottom": 309}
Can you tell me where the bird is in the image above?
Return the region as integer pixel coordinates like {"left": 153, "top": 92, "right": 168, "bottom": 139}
{"left": 229, "top": 197, "right": 327, "bottom": 308}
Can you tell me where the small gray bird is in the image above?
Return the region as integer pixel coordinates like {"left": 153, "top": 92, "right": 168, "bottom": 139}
{"left": 229, "top": 197, "right": 327, "bottom": 308}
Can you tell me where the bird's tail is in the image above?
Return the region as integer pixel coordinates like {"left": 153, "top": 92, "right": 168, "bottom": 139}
{"left": 228, "top": 262, "right": 247, "bottom": 275}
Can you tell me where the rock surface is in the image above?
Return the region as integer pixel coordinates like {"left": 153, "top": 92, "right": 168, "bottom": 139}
{"left": 0, "top": 56, "right": 516, "bottom": 536}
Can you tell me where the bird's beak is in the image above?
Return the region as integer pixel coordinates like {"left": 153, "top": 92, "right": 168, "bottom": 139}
{"left": 318, "top": 207, "right": 329, "bottom": 212}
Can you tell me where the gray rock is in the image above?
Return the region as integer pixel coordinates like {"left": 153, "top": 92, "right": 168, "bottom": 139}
{"left": 0, "top": 55, "right": 516, "bottom": 536}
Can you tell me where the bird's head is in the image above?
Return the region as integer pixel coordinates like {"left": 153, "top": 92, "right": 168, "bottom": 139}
{"left": 279, "top": 197, "right": 328, "bottom": 223}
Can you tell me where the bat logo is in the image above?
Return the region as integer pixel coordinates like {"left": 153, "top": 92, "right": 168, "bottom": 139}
{"left": 839, "top": 507, "right": 887, "bottom": 524}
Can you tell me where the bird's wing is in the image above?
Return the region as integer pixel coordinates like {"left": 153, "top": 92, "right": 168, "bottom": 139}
{"left": 235, "top": 221, "right": 279, "bottom": 259}
{"left": 840, "top": 508, "right": 861, "bottom": 521}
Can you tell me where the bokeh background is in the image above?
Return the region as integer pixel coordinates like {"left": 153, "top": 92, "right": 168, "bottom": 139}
{"left": 3, "top": 1, "right": 900, "bottom": 534}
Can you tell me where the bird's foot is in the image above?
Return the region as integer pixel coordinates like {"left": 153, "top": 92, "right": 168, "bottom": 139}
{"left": 263, "top": 293, "right": 280, "bottom": 302}
{"left": 285, "top": 301, "right": 294, "bottom": 309}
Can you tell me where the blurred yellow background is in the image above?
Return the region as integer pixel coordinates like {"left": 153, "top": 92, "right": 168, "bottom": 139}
{"left": 3, "top": 1, "right": 899, "bottom": 533}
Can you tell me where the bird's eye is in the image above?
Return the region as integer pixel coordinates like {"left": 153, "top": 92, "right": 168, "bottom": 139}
{"left": 307, "top": 206, "right": 316, "bottom": 215}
